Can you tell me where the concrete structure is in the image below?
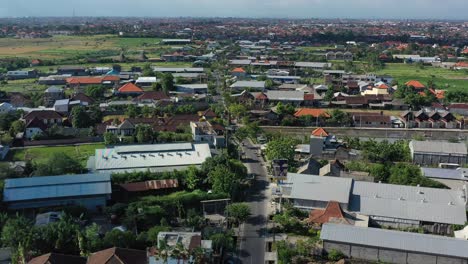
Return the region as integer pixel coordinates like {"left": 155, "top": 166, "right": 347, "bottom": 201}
{"left": 175, "top": 84, "right": 208, "bottom": 94}
{"left": 321, "top": 223, "right": 468, "bottom": 264}
{"left": 190, "top": 121, "right": 225, "bottom": 147}
{"left": 280, "top": 174, "right": 468, "bottom": 229}
{"left": 3, "top": 174, "right": 111, "bottom": 211}
{"left": 90, "top": 143, "right": 212, "bottom": 174}
{"left": 230, "top": 81, "right": 266, "bottom": 92}
{"left": 410, "top": 140, "right": 467, "bottom": 166}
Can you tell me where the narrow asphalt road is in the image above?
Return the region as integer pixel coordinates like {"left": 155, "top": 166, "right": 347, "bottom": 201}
{"left": 238, "top": 139, "right": 270, "bottom": 264}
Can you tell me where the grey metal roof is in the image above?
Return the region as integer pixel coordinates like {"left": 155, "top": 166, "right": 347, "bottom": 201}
{"left": 350, "top": 181, "right": 467, "bottom": 225}
{"left": 422, "top": 167, "right": 468, "bottom": 181}
{"left": 294, "top": 62, "right": 331, "bottom": 68}
{"left": 230, "top": 81, "right": 266, "bottom": 89}
{"left": 4, "top": 174, "right": 111, "bottom": 202}
{"left": 229, "top": 59, "right": 252, "bottom": 65}
{"left": 53, "top": 99, "right": 69, "bottom": 106}
{"left": 266, "top": 91, "right": 304, "bottom": 101}
{"left": 286, "top": 173, "right": 353, "bottom": 204}
{"left": 176, "top": 84, "right": 208, "bottom": 89}
{"left": 94, "top": 143, "right": 211, "bottom": 171}
{"left": 321, "top": 223, "right": 468, "bottom": 259}
{"left": 152, "top": 67, "right": 204, "bottom": 73}
{"left": 410, "top": 140, "right": 467, "bottom": 155}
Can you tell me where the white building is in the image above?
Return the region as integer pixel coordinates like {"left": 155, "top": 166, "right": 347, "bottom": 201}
{"left": 89, "top": 143, "right": 212, "bottom": 174}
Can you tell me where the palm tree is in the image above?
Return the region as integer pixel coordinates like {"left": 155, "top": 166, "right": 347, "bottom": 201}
{"left": 154, "top": 239, "right": 170, "bottom": 264}
{"left": 175, "top": 242, "right": 189, "bottom": 264}
{"left": 190, "top": 247, "right": 205, "bottom": 264}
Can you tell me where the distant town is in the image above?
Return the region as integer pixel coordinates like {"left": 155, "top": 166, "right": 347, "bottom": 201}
{"left": 0, "top": 16, "right": 466, "bottom": 264}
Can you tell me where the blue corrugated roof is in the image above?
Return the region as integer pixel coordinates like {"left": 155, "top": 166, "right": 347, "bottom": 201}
{"left": 4, "top": 174, "right": 111, "bottom": 202}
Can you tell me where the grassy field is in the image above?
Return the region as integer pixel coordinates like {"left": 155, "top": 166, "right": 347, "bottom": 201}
{"left": 0, "top": 35, "right": 168, "bottom": 60}
{"left": 376, "top": 63, "right": 468, "bottom": 91}
{"left": 9, "top": 143, "right": 105, "bottom": 166}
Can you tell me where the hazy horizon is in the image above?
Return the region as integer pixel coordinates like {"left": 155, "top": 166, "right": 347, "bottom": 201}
{"left": 2, "top": 0, "right": 468, "bottom": 20}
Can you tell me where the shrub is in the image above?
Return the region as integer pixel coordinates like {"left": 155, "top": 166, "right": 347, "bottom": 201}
{"left": 328, "top": 249, "right": 345, "bottom": 261}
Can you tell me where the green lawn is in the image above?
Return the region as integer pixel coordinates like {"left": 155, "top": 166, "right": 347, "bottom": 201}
{"left": 9, "top": 143, "right": 105, "bottom": 166}
{"left": 376, "top": 63, "right": 468, "bottom": 91}
{"left": 0, "top": 79, "right": 46, "bottom": 93}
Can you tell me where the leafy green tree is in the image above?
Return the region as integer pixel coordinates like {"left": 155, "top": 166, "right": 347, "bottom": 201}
{"left": 89, "top": 105, "right": 103, "bottom": 124}
{"left": 185, "top": 166, "right": 202, "bottom": 191}
{"left": 265, "top": 137, "right": 297, "bottom": 165}
{"left": 265, "top": 79, "right": 274, "bottom": 89}
{"left": 226, "top": 203, "right": 251, "bottom": 226}
{"left": 161, "top": 73, "right": 174, "bottom": 93}
{"left": 71, "top": 106, "right": 91, "bottom": 128}
{"left": 229, "top": 103, "right": 247, "bottom": 119}
{"left": 83, "top": 223, "right": 102, "bottom": 254}
{"left": 104, "top": 132, "right": 118, "bottom": 145}
{"left": 103, "top": 229, "right": 136, "bottom": 248}
{"left": 9, "top": 120, "right": 25, "bottom": 136}
{"left": 208, "top": 166, "right": 238, "bottom": 195}
{"left": 85, "top": 85, "right": 105, "bottom": 99}
{"left": 142, "top": 63, "right": 155, "bottom": 77}
{"left": 135, "top": 124, "right": 153, "bottom": 143}
{"left": 275, "top": 102, "right": 296, "bottom": 116}
{"left": 147, "top": 226, "right": 170, "bottom": 244}
{"left": 328, "top": 249, "right": 345, "bottom": 261}
{"left": 125, "top": 104, "right": 139, "bottom": 118}
{"left": 210, "top": 231, "right": 234, "bottom": 254}
{"left": 327, "top": 109, "right": 352, "bottom": 126}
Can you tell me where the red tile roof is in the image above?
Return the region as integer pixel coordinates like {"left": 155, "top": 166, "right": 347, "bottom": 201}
{"left": 87, "top": 247, "right": 147, "bottom": 264}
{"left": 232, "top": 67, "right": 246, "bottom": 73}
{"left": 455, "top": 62, "right": 468, "bottom": 68}
{"left": 24, "top": 110, "right": 62, "bottom": 122}
{"left": 67, "top": 76, "right": 119, "bottom": 85}
{"left": 118, "top": 83, "right": 144, "bottom": 93}
{"left": 120, "top": 179, "right": 179, "bottom": 192}
{"left": 304, "top": 94, "right": 315, "bottom": 101}
{"left": 294, "top": 108, "right": 330, "bottom": 118}
{"left": 377, "top": 83, "right": 390, "bottom": 89}
{"left": 311, "top": 127, "right": 329, "bottom": 137}
{"left": 405, "top": 80, "right": 426, "bottom": 89}
{"left": 308, "top": 201, "right": 348, "bottom": 224}
{"left": 28, "top": 253, "right": 86, "bottom": 264}
{"left": 135, "top": 91, "right": 170, "bottom": 101}
{"left": 255, "top": 92, "right": 268, "bottom": 100}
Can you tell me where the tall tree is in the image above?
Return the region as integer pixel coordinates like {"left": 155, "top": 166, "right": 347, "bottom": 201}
{"left": 226, "top": 203, "right": 251, "bottom": 226}
{"left": 71, "top": 106, "right": 91, "bottom": 128}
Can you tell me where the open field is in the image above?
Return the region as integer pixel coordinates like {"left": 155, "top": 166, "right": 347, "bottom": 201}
{"left": 0, "top": 79, "right": 46, "bottom": 93}
{"left": 376, "top": 63, "right": 468, "bottom": 91}
{"left": 0, "top": 35, "right": 168, "bottom": 60}
{"left": 9, "top": 143, "right": 105, "bottom": 166}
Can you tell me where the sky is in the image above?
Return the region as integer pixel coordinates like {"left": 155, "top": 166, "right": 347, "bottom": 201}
{"left": 1, "top": 0, "right": 468, "bottom": 20}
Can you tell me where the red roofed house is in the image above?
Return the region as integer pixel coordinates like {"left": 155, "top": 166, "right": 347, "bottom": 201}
{"left": 454, "top": 62, "right": 468, "bottom": 70}
{"left": 117, "top": 83, "right": 144, "bottom": 96}
{"left": 294, "top": 108, "right": 330, "bottom": 118}
{"left": 28, "top": 253, "right": 86, "bottom": 264}
{"left": 118, "top": 179, "right": 179, "bottom": 201}
{"left": 311, "top": 127, "right": 329, "bottom": 137}
{"left": 308, "top": 201, "right": 349, "bottom": 225}
{"left": 134, "top": 91, "right": 170, "bottom": 104}
{"left": 405, "top": 80, "right": 426, "bottom": 91}
{"left": 24, "top": 110, "right": 63, "bottom": 139}
{"left": 232, "top": 67, "right": 247, "bottom": 78}
{"left": 87, "top": 247, "right": 147, "bottom": 264}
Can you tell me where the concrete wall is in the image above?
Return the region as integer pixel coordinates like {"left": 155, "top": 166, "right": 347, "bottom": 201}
{"left": 413, "top": 153, "right": 467, "bottom": 166}
{"left": 261, "top": 126, "right": 468, "bottom": 142}
{"left": 323, "top": 241, "right": 468, "bottom": 264}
